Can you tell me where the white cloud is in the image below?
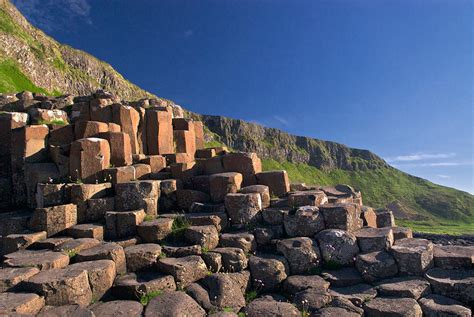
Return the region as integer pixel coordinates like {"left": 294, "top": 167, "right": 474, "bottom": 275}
{"left": 436, "top": 174, "right": 451, "bottom": 179}
{"left": 272, "top": 115, "right": 290, "bottom": 126}
{"left": 184, "top": 30, "right": 194, "bottom": 38}
{"left": 386, "top": 152, "right": 456, "bottom": 163}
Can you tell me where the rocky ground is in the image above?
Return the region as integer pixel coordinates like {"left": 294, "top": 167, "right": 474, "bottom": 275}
{"left": 414, "top": 233, "right": 474, "bottom": 247}
{"left": 0, "top": 91, "right": 472, "bottom": 316}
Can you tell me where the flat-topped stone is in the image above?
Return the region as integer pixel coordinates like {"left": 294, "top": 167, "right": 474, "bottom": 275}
{"left": 424, "top": 268, "right": 474, "bottom": 306}
{"left": 212, "top": 247, "right": 248, "bottom": 272}
{"left": 184, "top": 225, "right": 219, "bottom": 249}
{"left": 219, "top": 232, "right": 256, "bottom": 253}
{"left": 282, "top": 275, "right": 330, "bottom": 296}
{"left": 276, "top": 237, "right": 321, "bottom": 275}
{"left": 320, "top": 267, "right": 363, "bottom": 287}
{"left": 68, "top": 259, "right": 116, "bottom": 301}
{"left": 0, "top": 266, "right": 40, "bottom": 292}
{"left": 112, "top": 272, "right": 176, "bottom": 300}
{"left": 124, "top": 243, "right": 162, "bottom": 272}
{"left": 363, "top": 297, "right": 422, "bottom": 317}
{"left": 248, "top": 254, "right": 289, "bottom": 291}
{"left": 91, "top": 300, "right": 143, "bottom": 317}
{"left": 244, "top": 298, "right": 300, "bottom": 317}
{"left": 433, "top": 245, "right": 474, "bottom": 269}
{"left": 157, "top": 255, "right": 208, "bottom": 288}
{"left": 54, "top": 238, "right": 101, "bottom": 254}
{"left": 75, "top": 243, "right": 126, "bottom": 274}
{"left": 67, "top": 224, "right": 104, "bottom": 240}
{"left": 4, "top": 250, "right": 69, "bottom": 270}
{"left": 37, "top": 304, "right": 95, "bottom": 317}
{"left": 137, "top": 218, "right": 173, "bottom": 242}
{"left": 293, "top": 288, "right": 332, "bottom": 313}
{"left": 144, "top": 291, "right": 205, "bottom": 317}
{"left": 390, "top": 238, "right": 434, "bottom": 275}
{"left": 283, "top": 206, "right": 325, "bottom": 237}
{"left": 316, "top": 229, "right": 359, "bottom": 266}
{"left": 329, "top": 283, "right": 377, "bottom": 307}
{"left": 22, "top": 267, "right": 92, "bottom": 307}
{"left": 419, "top": 294, "right": 472, "bottom": 317}
{"left": 355, "top": 251, "right": 398, "bottom": 282}
{"left": 0, "top": 292, "right": 45, "bottom": 315}
{"left": 376, "top": 276, "right": 431, "bottom": 299}
{"left": 2, "top": 231, "right": 47, "bottom": 254}
{"left": 354, "top": 227, "right": 394, "bottom": 253}
{"left": 29, "top": 236, "right": 73, "bottom": 250}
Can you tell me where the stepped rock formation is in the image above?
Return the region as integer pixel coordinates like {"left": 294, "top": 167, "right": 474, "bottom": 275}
{"left": 0, "top": 91, "right": 472, "bottom": 316}
{"left": 0, "top": 0, "right": 473, "bottom": 229}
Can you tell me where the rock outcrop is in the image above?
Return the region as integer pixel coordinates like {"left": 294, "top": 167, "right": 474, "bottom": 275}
{"left": 0, "top": 90, "right": 471, "bottom": 316}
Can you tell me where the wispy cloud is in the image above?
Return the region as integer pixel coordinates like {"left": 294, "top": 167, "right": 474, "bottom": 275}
{"left": 386, "top": 152, "right": 456, "bottom": 163}
{"left": 436, "top": 174, "right": 451, "bottom": 179}
{"left": 184, "top": 30, "right": 194, "bottom": 38}
{"left": 272, "top": 115, "right": 290, "bottom": 126}
{"left": 12, "top": 0, "right": 92, "bottom": 33}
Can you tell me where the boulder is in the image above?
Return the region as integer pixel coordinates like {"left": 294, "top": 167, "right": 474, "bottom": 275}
{"left": 288, "top": 190, "right": 328, "bottom": 207}
{"left": 245, "top": 298, "right": 300, "bottom": 317}
{"left": 318, "top": 203, "right": 362, "bottom": 232}
{"left": 433, "top": 245, "right": 474, "bottom": 269}
{"left": 0, "top": 267, "right": 40, "bottom": 292}
{"left": 374, "top": 208, "right": 396, "bottom": 227}
{"left": 201, "top": 272, "right": 246, "bottom": 312}
{"left": 284, "top": 206, "right": 325, "bottom": 237}
{"left": 146, "top": 108, "right": 174, "bottom": 155}
{"left": 112, "top": 272, "right": 176, "bottom": 300}
{"left": 239, "top": 185, "right": 271, "bottom": 209}
{"left": 4, "top": 250, "right": 69, "bottom": 270}
{"left": 329, "top": 284, "right": 377, "bottom": 307}
{"left": 255, "top": 170, "right": 290, "bottom": 197}
{"left": 184, "top": 225, "right": 219, "bottom": 249}
{"left": 419, "top": 294, "right": 472, "bottom": 317}
{"left": 225, "top": 193, "right": 262, "bottom": 225}
{"left": 124, "top": 243, "right": 162, "bottom": 272}
{"left": 0, "top": 292, "right": 45, "bottom": 315}
{"left": 98, "top": 132, "right": 133, "bottom": 167}
{"left": 355, "top": 251, "right": 398, "bottom": 282}
{"left": 209, "top": 172, "right": 243, "bottom": 203}
{"left": 176, "top": 189, "right": 210, "bottom": 210}
{"left": 68, "top": 223, "right": 104, "bottom": 240}
{"left": 91, "top": 300, "right": 143, "bottom": 317}
{"left": 248, "top": 254, "right": 289, "bottom": 291}
{"left": 376, "top": 276, "right": 431, "bottom": 299}
{"left": 30, "top": 204, "right": 77, "bottom": 237}
{"left": 105, "top": 209, "right": 146, "bottom": 239}
{"left": 202, "top": 252, "right": 222, "bottom": 272}
{"left": 354, "top": 227, "right": 394, "bottom": 253}
{"left": 144, "top": 291, "right": 205, "bottom": 317}
{"left": 115, "top": 181, "right": 160, "bottom": 216}
{"left": 112, "top": 104, "right": 141, "bottom": 154}
{"left": 22, "top": 267, "right": 92, "bottom": 307}
{"left": 69, "top": 138, "right": 110, "bottom": 183}
{"left": 390, "top": 238, "right": 434, "bottom": 275}
{"left": 316, "top": 229, "right": 359, "bottom": 266}
{"left": 320, "top": 267, "right": 363, "bottom": 287}
{"left": 424, "top": 268, "right": 474, "bottom": 306}
{"left": 157, "top": 255, "right": 208, "bottom": 288}
{"left": 282, "top": 275, "right": 330, "bottom": 296}
{"left": 363, "top": 297, "right": 422, "bottom": 317}
{"left": 293, "top": 288, "right": 332, "bottom": 313}
{"left": 137, "top": 218, "right": 174, "bottom": 242}
{"left": 1, "top": 231, "right": 47, "bottom": 255}
{"left": 219, "top": 232, "right": 256, "bottom": 253}
{"left": 212, "top": 247, "right": 248, "bottom": 272}
{"left": 222, "top": 152, "right": 262, "bottom": 185}
{"left": 75, "top": 243, "right": 126, "bottom": 274}
{"left": 68, "top": 260, "right": 116, "bottom": 301}
{"left": 276, "top": 237, "right": 321, "bottom": 274}
{"left": 37, "top": 304, "right": 94, "bottom": 317}
{"left": 55, "top": 238, "right": 101, "bottom": 254}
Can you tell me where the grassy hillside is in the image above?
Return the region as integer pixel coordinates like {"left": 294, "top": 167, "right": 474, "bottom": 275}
{"left": 263, "top": 159, "right": 474, "bottom": 234}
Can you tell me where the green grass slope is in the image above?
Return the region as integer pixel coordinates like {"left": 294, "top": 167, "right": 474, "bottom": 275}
{"left": 263, "top": 159, "right": 474, "bottom": 234}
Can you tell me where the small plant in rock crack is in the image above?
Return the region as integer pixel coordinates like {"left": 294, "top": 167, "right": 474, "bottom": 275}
{"left": 222, "top": 307, "right": 234, "bottom": 312}
{"left": 144, "top": 214, "right": 155, "bottom": 222}
{"left": 300, "top": 299, "right": 310, "bottom": 317}
{"left": 168, "top": 215, "right": 191, "bottom": 241}
{"left": 64, "top": 249, "right": 77, "bottom": 258}
{"left": 139, "top": 290, "right": 163, "bottom": 306}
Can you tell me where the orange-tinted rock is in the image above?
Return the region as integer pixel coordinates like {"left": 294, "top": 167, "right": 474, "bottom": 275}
{"left": 140, "top": 155, "right": 166, "bottom": 173}
{"left": 112, "top": 104, "right": 140, "bottom": 154}
{"left": 174, "top": 130, "right": 196, "bottom": 157}
{"left": 256, "top": 170, "right": 290, "bottom": 197}
{"left": 69, "top": 138, "right": 110, "bottom": 183}
{"left": 194, "top": 121, "right": 205, "bottom": 149}
{"left": 98, "top": 132, "right": 132, "bottom": 167}
{"left": 30, "top": 204, "right": 77, "bottom": 237}
{"left": 146, "top": 108, "right": 173, "bottom": 155}
{"left": 74, "top": 121, "right": 109, "bottom": 139}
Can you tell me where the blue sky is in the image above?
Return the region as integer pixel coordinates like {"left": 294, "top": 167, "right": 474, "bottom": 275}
{"left": 13, "top": 0, "right": 473, "bottom": 193}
